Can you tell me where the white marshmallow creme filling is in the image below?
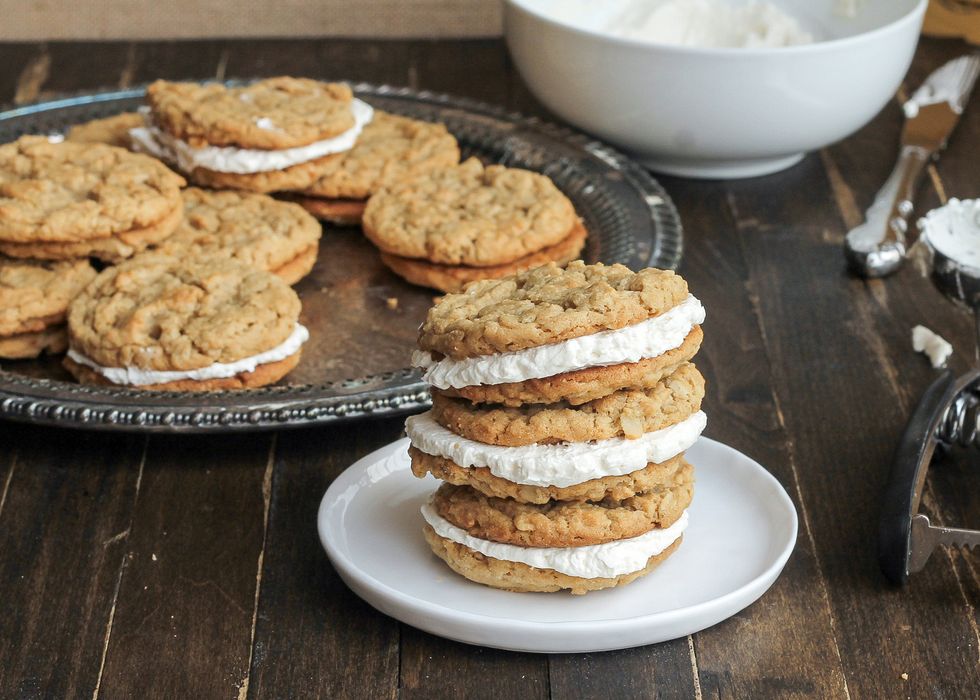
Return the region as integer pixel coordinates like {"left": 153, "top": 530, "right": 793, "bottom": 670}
{"left": 423, "top": 502, "right": 688, "bottom": 578}
{"left": 406, "top": 410, "right": 705, "bottom": 487}
{"left": 129, "top": 98, "right": 374, "bottom": 174}
{"left": 414, "top": 294, "right": 705, "bottom": 390}
{"left": 67, "top": 324, "right": 309, "bottom": 386}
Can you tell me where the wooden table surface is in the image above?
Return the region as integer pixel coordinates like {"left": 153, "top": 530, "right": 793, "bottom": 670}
{"left": 1, "top": 37, "right": 978, "bottom": 700}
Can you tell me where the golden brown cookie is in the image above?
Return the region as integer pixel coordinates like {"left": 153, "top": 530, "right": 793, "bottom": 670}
{"left": 441, "top": 326, "right": 703, "bottom": 407}
{"left": 0, "top": 136, "right": 185, "bottom": 243}
{"left": 423, "top": 526, "right": 682, "bottom": 594}
{"left": 362, "top": 158, "right": 576, "bottom": 267}
{"left": 67, "top": 255, "right": 301, "bottom": 372}
{"left": 417, "top": 261, "right": 690, "bottom": 359}
{"left": 0, "top": 325, "right": 68, "bottom": 360}
{"left": 410, "top": 448, "right": 688, "bottom": 505}
{"left": 146, "top": 78, "right": 356, "bottom": 149}
{"left": 282, "top": 195, "right": 365, "bottom": 225}
{"left": 379, "top": 220, "right": 587, "bottom": 293}
{"left": 0, "top": 202, "right": 183, "bottom": 263}
{"left": 144, "top": 188, "right": 321, "bottom": 284}
{"left": 0, "top": 257, "right": 97, "bottom": 337}
{"left": 66, "top": 112, "right": 144, "bottom": 148}
{"left": 300, "top": 111, "right": 460, "bottom": 200}
{"left": 430, "top": 362, "right": 704, "bottom": 446}
{"left": 432, "top": 459, "right": 692, "bottom": 547}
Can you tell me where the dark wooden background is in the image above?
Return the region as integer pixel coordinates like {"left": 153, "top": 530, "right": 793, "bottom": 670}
{"left": 1, "top": 37, "right": 978, "bottom": 699}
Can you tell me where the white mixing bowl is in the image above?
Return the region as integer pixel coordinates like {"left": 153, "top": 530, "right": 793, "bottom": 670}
{"left": 505, "top": 0, "right": 927, "bottom": 178}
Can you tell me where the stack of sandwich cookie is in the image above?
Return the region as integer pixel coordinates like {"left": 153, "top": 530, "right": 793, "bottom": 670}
{"left": 0, "top": 258, "right": 96, "bottom": 359}
{"left": 64, "top": 256, "right": 308, "bottom": 391}
{"left": 362, "top": 158, "right": 587, "bottom": 292}
{"left": 406, "top": 261, "right": 706, "bottom": 594}
{"left": 143, "top": 188, "right": 322, "bottom": 285}
{"left": 130, "top": 77, "right": 374, "bottom": 194}
{"left": 0, "top": 136, "right": 185, "bottom": 262}
{"left": 282, "top": 111, "right": 460, "bottom": 225}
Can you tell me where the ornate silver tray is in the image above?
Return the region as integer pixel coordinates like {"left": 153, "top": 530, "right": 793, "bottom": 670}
{"left": 0, "top": 84, "right": 683, "bottom": 432}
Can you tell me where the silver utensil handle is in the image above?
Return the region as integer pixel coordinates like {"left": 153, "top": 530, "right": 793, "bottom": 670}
{"left": 909, "top": 514, "right": 980, "bottom": 573}
{"left": 845, "top": 145, "right": 931, "bottom": 277}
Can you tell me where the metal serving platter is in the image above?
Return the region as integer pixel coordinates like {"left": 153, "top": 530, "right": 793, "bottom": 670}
{"left": 0, "top": 83, "right": 683, "bottom": 433}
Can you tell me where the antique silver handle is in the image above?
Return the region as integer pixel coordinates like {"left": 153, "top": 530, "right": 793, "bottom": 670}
{"left": 844, "top": 145, "right": 931, "bottom": 277}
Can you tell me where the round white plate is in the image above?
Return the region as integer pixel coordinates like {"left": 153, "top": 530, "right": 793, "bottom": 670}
{"left": 317, "top": 436, "right": 798, "bottom": 653}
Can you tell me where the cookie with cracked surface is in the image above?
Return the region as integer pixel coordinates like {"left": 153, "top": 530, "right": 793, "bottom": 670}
{"left": 67, "top": 112, "right": 144, "bottom": 148}
{"left": 423, "top": 525, "right": 682, "bottom": 594}
{"left": 441, "top": 326, "right": 703, "bottom": 407}
{"left": 0, "top": 136, "right": 185, "bottom": 244}
{"left": 67, "top": 255, "right": 301, "bottom": 373}
{"left": 362, "top": 158, "right": 577, "bottom": 267}
{"left": 431, "top": 362, "right": 704, "bottom": 446}
{"left": 410, "top": 447, "right": 689, "bottom": 504}
{"left": 146, "top": 78, "right": 356, "bottom": 149}
{"left": 379, "top": 220, "right": 587, "bottom": 293}
{"left": 432, "top": 459, "right": 692, "bottom": 547}
{"left": 144, "top": 188, "right": 321, "bottom": 285}
{"left": 417, "top": 261, "right": 689, "bottom": 359}
{"left": 0, "top": 257, "right": 97, "bottom": 338}
{"left": 0, "top": 201, "right": 183, "bottom": 263}
{"left": 299, "top": 111, "right": 460, "bottom": 200}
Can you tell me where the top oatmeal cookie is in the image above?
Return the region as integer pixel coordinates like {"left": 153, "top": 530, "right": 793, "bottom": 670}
{"left": 300, "top": 111, "right": 460, "bottom": 200}
{"left": 418, "top": 261, "right": 690, "bottom": 358}
{"left": 0, "top": 257, "right": 97, "bottom": 336}
{"left": 362, "top": 158, "right": 576, "bottom": 267}
{"left": 148, "top": 187, "right": 321, "bottom": 274}
{"left": 67, "top": 112, "right": 144, "bottom": 148}
{"left": 146, "top": 77, "right": 356, "bottom": 150}
{"left": 0, "top": 136, "right": 185, "bottom": 243}
{"left": 68, "top": 255, "right": 301, "bottom": 371}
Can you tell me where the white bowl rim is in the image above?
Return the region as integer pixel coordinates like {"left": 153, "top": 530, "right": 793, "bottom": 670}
{"left": 505, "top": 0, "right": 928, "bottom": 57}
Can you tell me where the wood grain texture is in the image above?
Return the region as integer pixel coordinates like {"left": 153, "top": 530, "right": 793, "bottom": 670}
{"left": 247, "top": 420, "right": 403, "bottom": 699}
{"left": 94, "top": 433, "right": 272, "bottom": 699}
{"left": 0, "top": 426, "right": 145, "bottom": 699}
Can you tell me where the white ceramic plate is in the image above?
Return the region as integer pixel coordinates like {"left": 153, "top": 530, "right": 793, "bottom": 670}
{"left": 318, "top": 436, "right": 798, "bottom": 653}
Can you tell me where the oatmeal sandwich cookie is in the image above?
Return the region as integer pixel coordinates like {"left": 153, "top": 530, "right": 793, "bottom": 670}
{"left": 0, "top": 136, "right": 185, "bottom": 261}
{"left": 362, "top": 158, "right": 585, "bottom": 292}
{"left": 64, "top": 256, "right": 308, "bottom": 391}
{"left": 282, "top": 111, "right": 460, "bottom": 225}
{"left": 0, "top": 257, "right": 97, "bottom": 359}
{"left": 405, "top": 261, "right": 707, "bottom": 593}
{"left": 144, "top": 188, "right": 322, "bottom": 285}
{"left": 130, "top": 77, "right": 375, "bottom": 193}
{"left": 419, "top": 460, "right": 692, "bottom": 595}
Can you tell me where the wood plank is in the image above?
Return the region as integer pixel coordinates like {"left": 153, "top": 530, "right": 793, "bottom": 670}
{"left": 0, "top": 425, "right": 144, "bottom": 699}
{"left": 727, "top": 140, "right": 980, "bottom": 698}
{"left": 246, "top": 419, "right": 404, "bottom": 699}
{"left": 662, "top": 177, "right": 849, "bottom": 698}
{"left": 96, "top": 433, "right": 272, "bottom": 699}
{"left": 41, "top": 42, "right": 132, "bottom": 96}
{"left": 0, "top": 44, "right": 46, "bottom": 105}
{"left": 549, "top": 641, "right": 697, "bottom": 699}
{"left": 400, "top": 630, "right": 548, "bottom": 700}
{"left": 222, "top": 38, "right": 415, "bottom": 84}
